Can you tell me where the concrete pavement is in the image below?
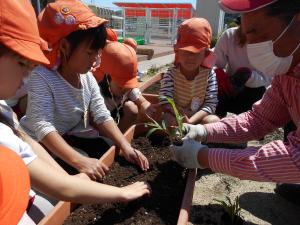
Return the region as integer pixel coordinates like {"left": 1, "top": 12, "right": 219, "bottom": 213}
{"left": 138, "top": 53, "right": 175, "bottom": 74}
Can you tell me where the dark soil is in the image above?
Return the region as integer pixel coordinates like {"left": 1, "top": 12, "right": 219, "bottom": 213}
{"left": 190, "top": 204, "right": 244, "bottom": 225}
{"left": 63, "top": 135, "right": 187, "bottom": 225}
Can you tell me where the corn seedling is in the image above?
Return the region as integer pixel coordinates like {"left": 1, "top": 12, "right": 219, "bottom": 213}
{"left": 145, "top": 97, "right": 186, "bottom": 145}
{"left": 214, "top": 196, "right": 242, "bottom": 225}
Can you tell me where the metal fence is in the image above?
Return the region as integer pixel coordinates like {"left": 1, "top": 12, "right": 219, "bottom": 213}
{"left": 97, "top": 7, "right": 193, "bottom": 45}
{"left": 30, "top": 2, "right": 193, "bottom": 45}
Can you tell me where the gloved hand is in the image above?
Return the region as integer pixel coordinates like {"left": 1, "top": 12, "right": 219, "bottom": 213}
{"left": 183, "top": 123, "right": 208, "bottom": 142}
{"left": 170, "top": 139, "right": 208, "bottom": 169}
{"left": 230, "top": 67, "right": 252, "bottom": 87}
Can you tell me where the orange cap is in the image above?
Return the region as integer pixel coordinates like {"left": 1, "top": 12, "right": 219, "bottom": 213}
{"left": 95, "top": 42, "right": 138, "bottom": 88}
{"left": 0, "top": 146, "right": 30, "bottom": 225}
{"left": 38, "top": 0, "right": 108, "bottom": 69}
{"left": 124, "top": 38, "right": 137, "bottom": 51}
{"left": 175, "top": 18, "right": 212, "bottom": 53}
{"left": 106, "top": 28, "right": 118, "bottom": 42}
{"left": 0, "top": 0, "right": 49, "bottom": 64}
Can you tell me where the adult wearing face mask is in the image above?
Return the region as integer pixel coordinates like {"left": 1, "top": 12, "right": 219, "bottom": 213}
{"left": 213, "top": 19, "right": 268, "bottom": 118}
{"left": 170, "top": 0, "right": 300, "bottom": 205}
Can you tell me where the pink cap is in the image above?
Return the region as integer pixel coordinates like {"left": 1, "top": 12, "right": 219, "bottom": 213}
{"left": 219, "top": 0, "right": 278, "bottom": 13}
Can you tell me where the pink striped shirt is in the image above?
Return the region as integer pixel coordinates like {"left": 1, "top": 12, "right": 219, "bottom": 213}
{"left": 205, "top": 63, "right": 300, "bottom": 183}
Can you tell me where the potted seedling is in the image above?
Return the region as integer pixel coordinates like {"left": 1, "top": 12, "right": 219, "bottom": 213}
{"left": 145, "top": 97, "right": 186, "bottom": 146}
{"left": 215, "top": 196, "right": 244, "bottom": 225}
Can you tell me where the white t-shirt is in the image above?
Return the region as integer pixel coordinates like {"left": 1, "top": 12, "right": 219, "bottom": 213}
{"left": 0, "top": 102, "right": 37, "bottom": 225}
{"left": 0, "top": 123, "right": 37, "bottom": 165}
{"left": 0, "top": 100, "right": 19, "bottom": 127}
{"left": 214, "top": 27, "right": 272, "bottom": 88}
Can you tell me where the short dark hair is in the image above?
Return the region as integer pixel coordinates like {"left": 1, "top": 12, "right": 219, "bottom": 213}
{"left": 266, "top": 0, "right": 300, "bottom": 23}
{"left": 0, "top": 44, "right": 12, "bottom": 57}
{"left": 65, "top": 24, "right": 107, "bottom": 54}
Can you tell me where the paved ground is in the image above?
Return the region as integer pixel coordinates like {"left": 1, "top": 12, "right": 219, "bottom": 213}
{"left": 136, "top": 38, "right": 174, "bottom": 74}
{"left": 138, "top": 53, "right": 174, "bottom": 74}
{"left": 137, "top": 38, "right": 174, "bottom": 62}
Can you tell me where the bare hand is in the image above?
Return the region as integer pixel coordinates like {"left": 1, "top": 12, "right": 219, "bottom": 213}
{"left": 120, "top": 181, "right": 151, "bottom": 202}
{"left": 122, "top": 147, "right": 149, "bottom": 171}
{"left": 77, "top": 156, "right": 109, "bottom": 181}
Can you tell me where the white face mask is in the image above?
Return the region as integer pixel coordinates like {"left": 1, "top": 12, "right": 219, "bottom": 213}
{"left": 247, "top": 17, "right": 300, "bottom": 77}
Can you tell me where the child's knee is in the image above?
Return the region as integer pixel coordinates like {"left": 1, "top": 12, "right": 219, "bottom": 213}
{"left": 123, "top": 101, "right": 138, "bottom": 116}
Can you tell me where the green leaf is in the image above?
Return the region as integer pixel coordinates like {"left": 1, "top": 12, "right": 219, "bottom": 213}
{"left": 146, "top": 127, "right": 162, "bottom": 137}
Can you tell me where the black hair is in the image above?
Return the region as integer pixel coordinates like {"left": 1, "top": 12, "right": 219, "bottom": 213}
{"left": 65, "top": 24, "right": 107, "bottom": 54}
{"left": 266, "top": 0, "right": 300, "bottom": 23}
{"left": 0, "top": 43, "right": 11, "bottom": 57}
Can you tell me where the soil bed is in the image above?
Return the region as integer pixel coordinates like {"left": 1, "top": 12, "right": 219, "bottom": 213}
{"left": 64, "top": 136, "right": 186, "bottom": 225}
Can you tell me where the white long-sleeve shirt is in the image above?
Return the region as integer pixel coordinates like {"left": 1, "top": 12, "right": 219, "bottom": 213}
{"left": 214, "top": 27, "right": 272, "bottom": 88}
{"left": 21, "top": 66, "right": 113, "bottom": 141}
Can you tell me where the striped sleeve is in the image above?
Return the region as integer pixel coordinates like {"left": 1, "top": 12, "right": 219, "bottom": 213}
{"left": 22, "top": 70, "right": 57, "bottom": 141}
{"left": 88, "top": 74, "right": 113, "bottom": 125}
{"left": 201, "top": 69, "right": 218, "bottom": 114}
{"left": 205, "top": 76, "right": 290, "bottom": 144}
{"left": 208, "top": 141, "right": 300, "bottom": 183}
{"left": 204, "top": 76, "right": 300, "bottom": 183}
{"left": 159, "top": 68, "right": 175, "bottom": 105}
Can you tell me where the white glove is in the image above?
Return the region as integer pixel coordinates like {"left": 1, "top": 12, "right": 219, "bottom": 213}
{"left": 183, "top": 123, "right": 208, "bottom": 142}
{"left": 170, "top": 139, "right": 208, "bottom": 169}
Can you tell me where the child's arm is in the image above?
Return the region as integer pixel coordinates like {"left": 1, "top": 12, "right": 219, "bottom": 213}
{"left": 20, "top": 129, "right": 67, "bottom": 174}
{"left": 199, "top": 70, "right": 218, "bottom": 117}
{"left": 129, "top": 90, "right": 158, "bottom": 119}
{"left": 28, "top": 155, "right": 150, "bottom": 204}
{"left": 96, "top": 120, "right": 149, "bottom": 171}
{"left": 41, "top": 132, "right": 109, "bottom": 181}
{"left": 89, "top": 75, "right": 149, "bottom": 171}
{"left": 186, "top": 110, "right": 210, "bottom": 124}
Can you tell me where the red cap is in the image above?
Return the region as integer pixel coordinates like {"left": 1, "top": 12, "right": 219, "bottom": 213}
{"left": 38, "top": 0, "right": 107, "bottom": 68}
{"left": 219, "top": 0, "right": 278, "bottom": 13}
{"left": 124, "top": 38, "right": 137, "bottom": 51}
{"left": 175, "top": 18, "right": 212, "bottom": 53}
{"left": 0, "top": 0, "right": 49, "bottom": 64}
{"left": 0, "top": 146, "right": 30, "bottom": 225}
{"left": 94, "top": 42, "right": 138, "bottom": 88}
{"left": 106, "top": 28, "right": 118, "bottom": 42}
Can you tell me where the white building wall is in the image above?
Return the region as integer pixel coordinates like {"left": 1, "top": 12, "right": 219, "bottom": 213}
{"left": 195, "top": 0, "right": 225, "bottom": 36}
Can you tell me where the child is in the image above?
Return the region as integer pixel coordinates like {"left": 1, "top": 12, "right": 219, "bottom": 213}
{"left": 106, "top": 27, "right": 118, "bottom": 42}
{"left": 124, "top": 37, "right": 137, "bottom": 51}
{"left": 160, "top": 18, "right": 220, "bottom": 125}
{"left": 20, "top": 0, "right": 149, "bottom": 181}
{"left": 0, "top": 0, "right": 150, "bottom": 223}
{"left": 0, "top": 146, "right": 31, "bottom": 224}
{"left": 94, "top": 41, "right": 155, "bottom": 132}
{"left": 123, "top": 38, "right": 144, "bottom": 82}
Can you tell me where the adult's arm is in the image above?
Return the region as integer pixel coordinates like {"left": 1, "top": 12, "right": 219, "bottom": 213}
{"left": 205, "top": 76, "right": 290, "bottom": 143}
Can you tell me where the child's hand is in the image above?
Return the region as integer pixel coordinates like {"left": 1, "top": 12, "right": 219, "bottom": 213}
{"left": 179, "top": 106, "right": 193, "bottom": 118}
{"left": 77, "top": 156, "right": 109, "bottom": 181}
{"left": 122, "top": 147, "right": 149, "bottom": 171}
{"left": 120, "top": 181, "right": 151, "bottom": 202}
{"left": 144, "top": 103, "right": 161, "bottom": 121}
{"left": 183, "top": 115, "right": 192, "bottom": 124}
